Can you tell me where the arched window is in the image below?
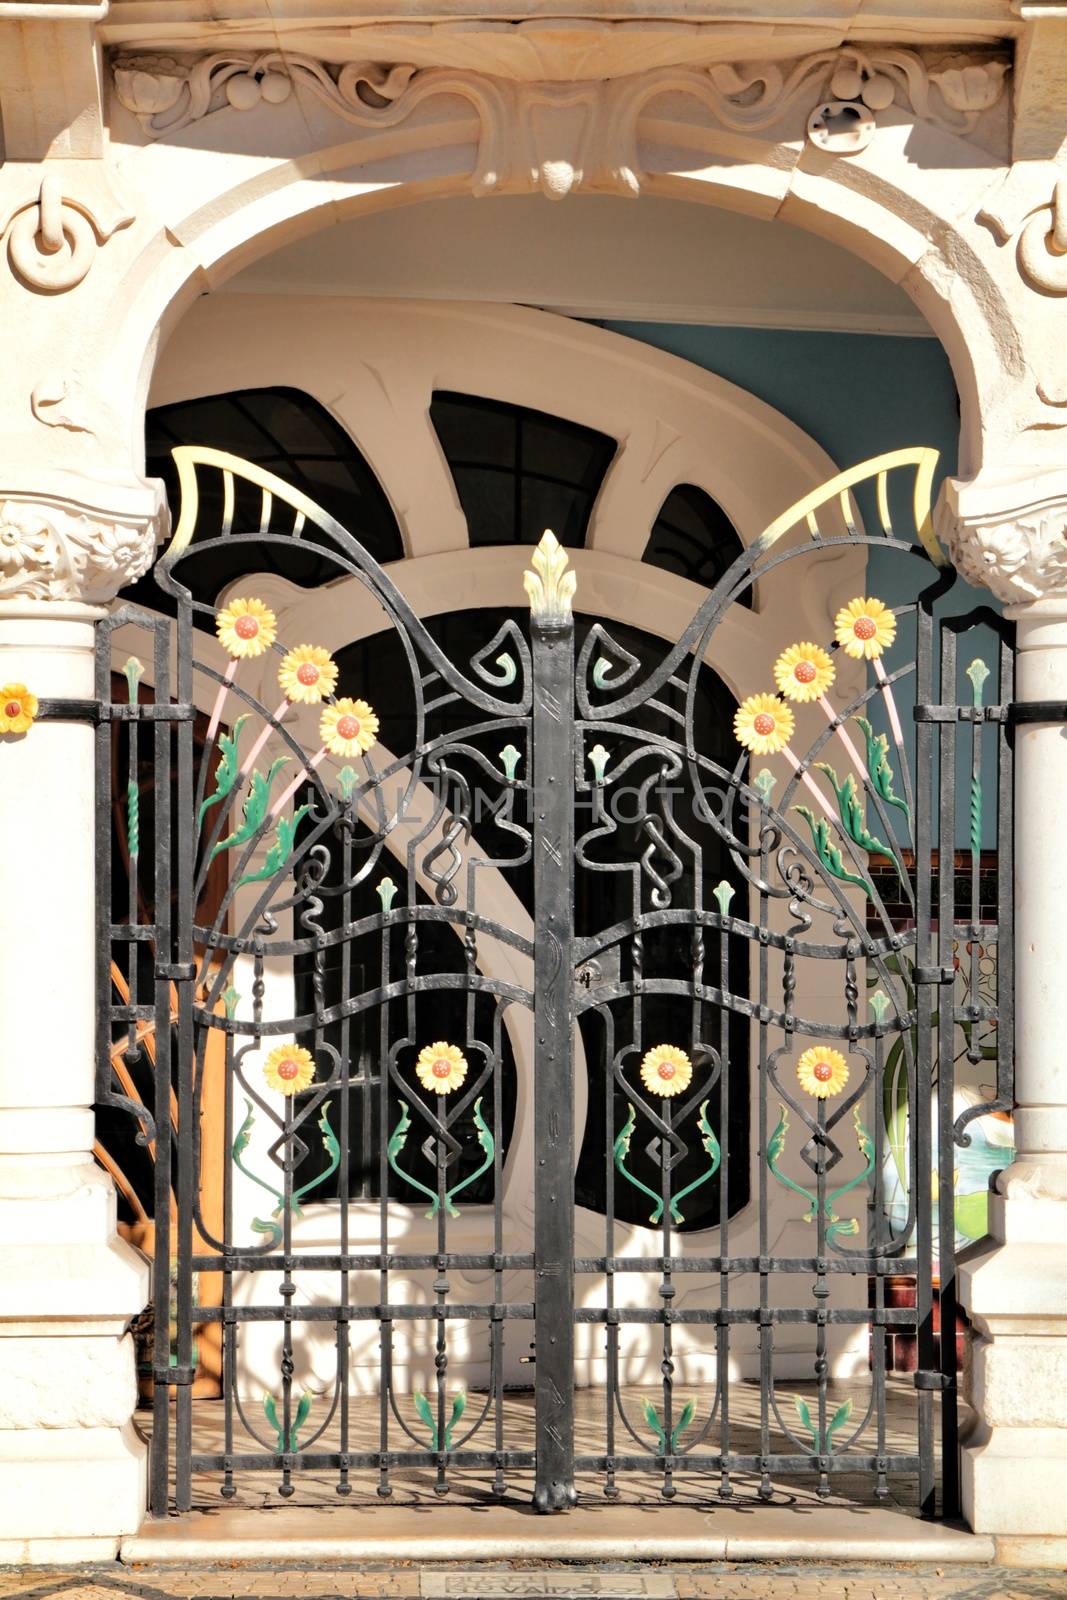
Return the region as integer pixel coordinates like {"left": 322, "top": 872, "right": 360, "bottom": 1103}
{"left": 430, "top": 391, "right": 616, "bottom": 548}
{"left": 643, "top": 483, "right": 751, "bottom": 605}
{"left": 124, "top": 386, "right": 403, "bottom": 615}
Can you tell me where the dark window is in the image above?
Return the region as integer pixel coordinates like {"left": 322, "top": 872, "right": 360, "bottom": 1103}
{"left": 430, "top": 391, "right": 616, "bottom": 548}
{"left": 642, "top": 483, "right": 751, "bottom": 605}
{"left": 125, "top": 387, "right": 403, "bottom": 616}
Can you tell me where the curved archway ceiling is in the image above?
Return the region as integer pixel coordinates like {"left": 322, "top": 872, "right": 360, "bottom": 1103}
{"left": 224, "top": 194, "right": 928, "bottom": 337}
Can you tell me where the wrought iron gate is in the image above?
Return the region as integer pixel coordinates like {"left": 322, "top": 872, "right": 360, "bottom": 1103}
{"left": 97, "top": 445, "right": 1013, "bottom": 1518}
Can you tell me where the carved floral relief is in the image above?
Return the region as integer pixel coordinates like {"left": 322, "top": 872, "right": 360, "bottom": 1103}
{"left": 0, "top": 497, "right": 162, "bottom": 603}
{"left": 111, "top": 43, "right": 1010, "bottom": 158}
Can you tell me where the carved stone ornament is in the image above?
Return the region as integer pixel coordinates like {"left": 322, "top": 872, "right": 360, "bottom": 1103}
{"left": 111, "top": 45, "right": 1010, "bottom": 187}
{"left": 0, "top": 494, "right": 166, "bottom": 605}
{"left": 978, "top": 163, "right": 1067, "bottom": 299}
{"left": 1017, "top": 176, "right": 1067, "bottom": 297}
{"left": 112, "top": 52, "right": 419, "bottom": 137}
{"left": 0, "top": 172, "right": 134, "bottom": 295}
{"left": 936, "top": 471, "right": 1067, "bottom": 605}
{"left": 807, "top": 99, "right": 876, "bottom": 155}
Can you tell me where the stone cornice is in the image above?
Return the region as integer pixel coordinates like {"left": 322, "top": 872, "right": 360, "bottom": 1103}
{"left": 0, "top": 2, "right": 107, "bottom": 16}
{"left": 109, "top": 41, "right": 1012, "bottom": 159}
{"left": 98, "top": 1, "right": 1021, "bottom": 35}
{"left": 98, "top": 6, "right": 1022, "bottom": 70}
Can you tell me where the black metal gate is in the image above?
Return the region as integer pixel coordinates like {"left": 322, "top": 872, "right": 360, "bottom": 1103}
{"left": 96, "top": 445, "right": 1013, "bottom": 1518}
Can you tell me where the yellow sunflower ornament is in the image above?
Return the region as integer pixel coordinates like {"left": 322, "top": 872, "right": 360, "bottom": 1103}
{"left": 0, "top": 683, "right": 38, "bottom": 735}
{"left": 795, "top": 1045, "right": 849, "bottom": 1100}
{"left": 215, "top": 596, "right": 277, "bottom": 660}
{"left": 416, "top": 1041, "right": 468, "bottom": 1096}
{"left": 834, "top": 597, "right": 896, "bottom": 661}
{"left": 320, "top": 697, "right": 379, "bottom": 758}
{"left": 639, "top": 1044, "right": 693, "bottom": 1099}
{"left": 263, "top": 1043, "right": 316, "bottom": 1095}
{"left": 278, "top": 644, "right": 338, "bottom": 706}
{"left": 734, "top": 692, "right": 794, "bottom": 756}
{"left": 773, "top": 642, "right": 835, "bottom": 705}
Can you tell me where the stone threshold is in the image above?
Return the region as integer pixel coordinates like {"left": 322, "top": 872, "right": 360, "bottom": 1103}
{"left": 121, "top": 1505, "right": 995, "bottom": 1565}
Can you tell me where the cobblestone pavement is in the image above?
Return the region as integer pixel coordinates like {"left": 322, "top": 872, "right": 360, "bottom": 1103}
{"left": 0, "top": 1564, "right": 1066, "bottom": 1600}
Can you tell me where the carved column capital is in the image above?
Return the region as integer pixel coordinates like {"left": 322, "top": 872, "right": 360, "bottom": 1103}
{"left": 0, "top": 476, "right": 168, "bottom": 606}
{"left": 935, "top": 468, "right": 1067, "bottom": 605}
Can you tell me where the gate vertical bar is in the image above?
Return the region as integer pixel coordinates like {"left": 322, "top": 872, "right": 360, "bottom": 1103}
{"left": 913, "top": 589, "right": 938, "bottom": 1517}
{"left": 173, "top": 597, "right": 196, "bottom": 1511}
{"left": 526, "top": 532, "right": 578, "bottom": 1513}
{"left": 150, "top": 618, "right": 178, "bottom": 1516}
{"left": 936, "top": 623, "right": 959, "bottom": 1519}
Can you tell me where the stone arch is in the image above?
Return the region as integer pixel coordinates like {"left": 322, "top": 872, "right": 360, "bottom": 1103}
{"left": 8, "top": 48, "right": 1057, "bottom": 609}
{"left": 98, "top": 61, "right": 1038, "bottom": 506}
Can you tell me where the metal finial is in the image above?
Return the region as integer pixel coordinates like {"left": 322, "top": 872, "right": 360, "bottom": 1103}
{"left": 523, "top": 530, "right": 575, "bottom": 622}
{"left": 122, "top": 656, "right": 144, "bottom": 702}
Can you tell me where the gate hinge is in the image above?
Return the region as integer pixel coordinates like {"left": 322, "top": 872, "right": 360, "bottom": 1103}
{"left": 153, "top": 1365, "right": 196, "bottom": 1386}
{"left": 913, "top": 965, "right": 955, "bottom": 985}
{"left": 34, "top": 696, "right": 101, "bottom": 725}
{"left": 156, "top": 961, "right": 197, "bottom": 982}
{"left": 914, "top": 1370, "right": 955, "bottom": 1392}
{"left": 914, "top": 704, "right": 1008, "bottom": 723}
{"left": 34, "top": 699, "right": 196, "bottom": 724}
{"left": 98, "top": 702, "right": 196, "bottom": 722}
{"left": 1007, "top": 701, "right": 1067, "bottom": 727}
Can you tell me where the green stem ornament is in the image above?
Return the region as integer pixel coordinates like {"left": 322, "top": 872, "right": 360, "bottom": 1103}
{"left": 614, "top": 1099, "right": 721, "bottom": 1226}
{"left": 232, "top": 1097, "right": 340, "bottom": 1246}
{"left": 387, "top": 1097, "right": 495, "bottom": 1220}
{"left": 767, "top": 1102, "right": 875, "bottom": 1244}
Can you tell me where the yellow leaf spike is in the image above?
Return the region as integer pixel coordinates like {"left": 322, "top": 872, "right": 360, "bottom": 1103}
{"left": 523, "top": 530, "right": 576, "bottom": 622}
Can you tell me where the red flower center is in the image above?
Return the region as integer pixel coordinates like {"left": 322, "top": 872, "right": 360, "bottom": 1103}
{"left": 813, "top": 1060, "right": 833, "bottom": 1082}
{"left": 336, "top": 713, "right": 361, "bottom": 741}
{"left": 3, "top": 700, "right": 21, "bottom": 719}
{"left": 657, "top": 1061, "right": 676, "bottom": 1079}
{"left": 277, "top": 1058, "right": 300, "bottom": 1081}
{"left": 793, "top": 660, "right": 817, "bottom": 684}
{"left": 432, "top": 1058, "right": 452, "bottom": 1078}
{"left": 234, "top": 614, "right": 259, "bottom": 640}
{"left": 753, "top": 712, "right": 776, "bottom": 737}
{"left": 853, "top": 615, "right": 877, "bottom": 641}
{"left": 296, "top": 661, "right": 320, "bottom": 686}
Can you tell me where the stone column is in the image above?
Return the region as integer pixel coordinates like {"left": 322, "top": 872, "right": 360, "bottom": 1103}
{"left": 940, "top": 469, "right": 1067, "bottom": 1562}
{"left": 0, "top": 484, "right": 163, "bottom": 1562}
